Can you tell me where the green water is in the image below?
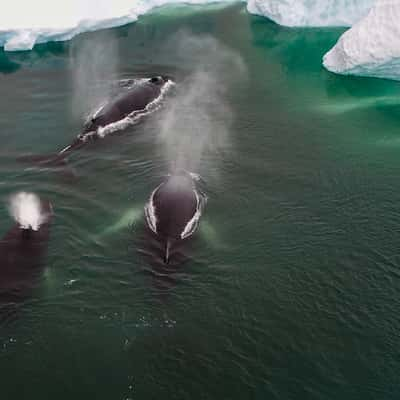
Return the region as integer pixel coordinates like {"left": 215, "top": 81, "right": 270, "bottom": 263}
{"left": 1, "top": 3, "right": 400, "bottom": 399}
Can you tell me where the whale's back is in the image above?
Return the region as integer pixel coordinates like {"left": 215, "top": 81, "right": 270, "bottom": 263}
{"left": 89, "top": 82, "right": 162, "bottom": 130}
{"left": 153, "top": 176, "right": 197, "bottom": 240}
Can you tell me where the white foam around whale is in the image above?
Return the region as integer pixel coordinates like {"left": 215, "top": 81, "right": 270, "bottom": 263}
{"left": 0, "top": 0, "right": 237, "bottom": 51}
{"left": 8, "top": 192, "right": 48, "bottom": 231}
{"left": 57, "top": 78, "right": 176, "bottom": 154}
{"left": 96, "top": 79, "right": 175, "bottom": 138}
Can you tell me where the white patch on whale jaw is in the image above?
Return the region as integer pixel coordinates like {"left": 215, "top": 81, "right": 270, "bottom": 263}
{"left": 180, "top": 189, "right": 206, "bottom": 240}
{"left": 91, "top": 101, "right": 107, "bottom": 119}
{"left": 8, "top": 192, "right": 50, "bottom": 231}
{"left": 144, "top": 184, "right": 162, "bottom": 235}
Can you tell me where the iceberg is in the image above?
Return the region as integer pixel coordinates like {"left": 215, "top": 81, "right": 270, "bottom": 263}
{"left": 246, "top": 0, "right": 375, "bottom": 27}
{"left": 323, "top": 0, "right": 400, "bottom": 81}
{"left": 0, "top": 0, "right": 235, "bottom": 51}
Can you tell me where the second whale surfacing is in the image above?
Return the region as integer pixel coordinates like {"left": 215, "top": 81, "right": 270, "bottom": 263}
{"left": 144, "top": 171, "right": 206, "bottom": 265}
{"left": 19, "top": 75, "right": 173, "bottom": 166}
{"left": 0, "top": 192, "right": 53, "bottom": 313}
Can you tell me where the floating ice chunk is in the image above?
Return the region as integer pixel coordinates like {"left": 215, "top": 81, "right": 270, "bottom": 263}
{"left": 247, "top": 0, "right": 375, "bottom": 27}
{"left": 0, "top": 0, "right": 236, "bottom": 51}
{"left": 323, "top": 0, "right": 400, "bottom": 81}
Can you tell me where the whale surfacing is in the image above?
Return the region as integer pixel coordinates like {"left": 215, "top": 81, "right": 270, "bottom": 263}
{"left": 83, "top": 76, "right": 170, "bottom": 135}
{"left": 18, "top": 76, "right": 173, "bottom": 166}
{"left": 145, "top": 172, "right": 206, "bottom": 264}
{"left": 0, "top": 193, "right": 53, "bottom": 306}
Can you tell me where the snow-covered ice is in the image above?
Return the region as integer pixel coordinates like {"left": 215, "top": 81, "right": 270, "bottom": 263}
{"left": 323, "top": 0, "right": 400, "bottom": 81}
{"left": 246, "top": 0, "right": 375, "bottom": 27}
{"left": 3, "top": 0, "right": 400, "bottom": 83}
{"left": 0, "top": 0, "right": 235, "bottom": 51}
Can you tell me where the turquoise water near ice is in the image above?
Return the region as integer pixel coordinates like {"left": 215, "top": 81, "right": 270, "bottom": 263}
{"left": 1, "top": 3, "right": 400, "bottom": 399}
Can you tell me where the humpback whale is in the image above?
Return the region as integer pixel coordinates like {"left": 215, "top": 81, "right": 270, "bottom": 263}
{"left": 19, "top": 76, "right": 172, "bottom": 165}
{"left": 0, "top": 192, "right": 53, "bottom": 306}
{"left": 144, "top": 172, "right": 206, "bottom": 264}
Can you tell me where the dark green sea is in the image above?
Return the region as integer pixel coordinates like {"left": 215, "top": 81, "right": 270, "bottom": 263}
{"left": 1, "top": 3, "right": 400, "bottom": 399}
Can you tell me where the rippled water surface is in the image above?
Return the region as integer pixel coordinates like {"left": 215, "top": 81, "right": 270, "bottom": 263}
{"left": 1, "top": 3, "right": 400, "bottom": 399}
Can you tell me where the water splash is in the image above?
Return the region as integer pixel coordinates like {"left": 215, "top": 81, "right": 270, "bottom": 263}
{"left": 8, "top": 192, "right": 48, "bottom": 231}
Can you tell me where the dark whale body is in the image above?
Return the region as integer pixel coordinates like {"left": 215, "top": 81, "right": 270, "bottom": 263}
{"left": 60, "top": 75, "right": 171, "bottom": 155}
{"left": 81, "top": 76, "right": 169, "bottom": 136}
{"left": 145, "top": 172, "right": 205, "bottom": 264}
{"left": 18, "top": 76, "right": 171, "bottom": 166}
{"left": 0, "top": 199, "right": 53, "bottom": 307}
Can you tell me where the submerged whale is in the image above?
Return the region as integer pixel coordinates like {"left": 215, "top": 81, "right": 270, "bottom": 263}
{"left": 0, "top": 192, "right": 53, "bottom": 306}
{"left": 19, "top": 75, "right": 172, "bottom": 165}
{"left": 144, "top": 172, "right": 206, "bottom": 264}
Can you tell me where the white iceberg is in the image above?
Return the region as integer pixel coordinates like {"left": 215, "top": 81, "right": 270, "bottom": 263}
{"left": 246, "top": 0, "right": 375, "bottom": 27}
{"left": 323, "top": 0, "right": 400, "bottom": 81}
{"left": 0, "top": 0, "right": 235, "bottom": 51}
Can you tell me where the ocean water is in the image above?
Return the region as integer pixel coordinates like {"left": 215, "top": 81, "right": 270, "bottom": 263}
{"left": 1, "top": 3, "right": 400, "bottom": 399}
